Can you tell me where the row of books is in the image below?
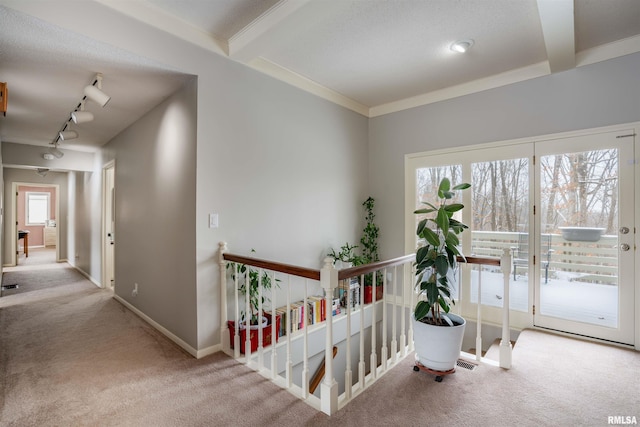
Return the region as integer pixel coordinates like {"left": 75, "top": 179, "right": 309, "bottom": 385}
{"left": 274, "top": 296, "right": 341, "bottom": 337}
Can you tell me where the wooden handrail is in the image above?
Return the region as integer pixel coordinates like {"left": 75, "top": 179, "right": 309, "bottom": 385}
{"left": 338, "top": 253, "right": 501, "bottom": 280}
{"left": 309, "top": 346, "right": 338, "bottom": 394}
{"left": 338, "top": 254, "right": 415, "bottom": 280}
{"left": 223, "top": 252, "right": 500, "bottom": 283}
{"left": 457, "top": 254, "right": 501, "bottom": 267}
{"left": 223, "top": 253, "right": 320, "bottom": 280}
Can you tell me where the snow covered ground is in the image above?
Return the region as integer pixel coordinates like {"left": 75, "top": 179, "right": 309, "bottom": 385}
{"left": 467, "top": 270, "right": 618, "bottom": 328}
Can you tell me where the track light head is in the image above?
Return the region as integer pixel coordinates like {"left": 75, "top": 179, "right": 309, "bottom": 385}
{"left": 36, "top": 168, "right": 49, "bottom": 177}
{"left": 59, "top": 130, "right": 78, "bottom": 141}
{"left": 71, "top": 110, "right": 94, "bottom": 124}
{"left": 49, "top": 146, "right": 64, "bottom": 159}
{"left": 84, "top": 74, "right": 110, "bottom": 107}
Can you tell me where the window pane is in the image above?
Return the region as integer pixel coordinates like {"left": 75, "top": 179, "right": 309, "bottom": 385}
{"left": 27, "top": 193, "right": 49, "bottom": 225}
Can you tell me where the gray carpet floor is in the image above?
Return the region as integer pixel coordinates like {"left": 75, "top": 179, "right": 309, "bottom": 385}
{"left": 1, "top": 259, "right": 639, "bottom": 426}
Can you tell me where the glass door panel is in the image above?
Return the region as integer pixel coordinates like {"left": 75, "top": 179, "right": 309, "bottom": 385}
{"left": 535, "top": 131, "right": 634, "bottom": 345}
{"left": 470, "top": 158, "right": 529, "bottom": 312}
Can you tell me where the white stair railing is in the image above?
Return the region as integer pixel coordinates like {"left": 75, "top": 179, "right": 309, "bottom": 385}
{"left": 218, "top": 243, "right": 512, "bottom": 416}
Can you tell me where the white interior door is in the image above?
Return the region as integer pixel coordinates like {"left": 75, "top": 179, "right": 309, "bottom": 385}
{"left": 534, "top": 130, "right": 635, "bottom": 345}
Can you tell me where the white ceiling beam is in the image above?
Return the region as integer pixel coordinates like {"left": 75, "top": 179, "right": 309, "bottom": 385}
{"left": 228, "top": 0, "right": 311, "bottom": 61}
{"left": 228, "top": 0, "right": 345, "bottom": 63}
{"left": 93, "top": 0, "right": 228, "bottom": 56}
{"left": 536, "top": 0, "right": 575, "bottom": 73}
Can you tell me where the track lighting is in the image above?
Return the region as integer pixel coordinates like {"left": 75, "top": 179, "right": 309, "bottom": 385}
{"left": 84, "top": 73, "right": 110, "bottom": 107}
{"left": 59, "top": 130, "right": 78, "bottom": 141}
{"left": 53, "top": 73, "right": 110, "bottom": 145}
{"left": 50, "top": 143, "right": 64, "bottom": 159}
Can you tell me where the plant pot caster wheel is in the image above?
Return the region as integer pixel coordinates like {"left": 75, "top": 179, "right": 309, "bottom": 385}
{"left": 413, "top": 361, "right": 455, "bottom": 382}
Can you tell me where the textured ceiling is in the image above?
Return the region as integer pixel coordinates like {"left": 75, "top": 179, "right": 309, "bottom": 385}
{"left": 1, "top": 0, "right": 640, "bottom": 155}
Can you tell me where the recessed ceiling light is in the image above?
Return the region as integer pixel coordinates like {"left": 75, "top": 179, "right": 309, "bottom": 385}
{"left": 450, "top": 39, "right": 474, "bottom": 53}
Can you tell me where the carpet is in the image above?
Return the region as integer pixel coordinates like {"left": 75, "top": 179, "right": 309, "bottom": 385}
{"left": 1, "top": 261, "right": 638, "bottom": 426}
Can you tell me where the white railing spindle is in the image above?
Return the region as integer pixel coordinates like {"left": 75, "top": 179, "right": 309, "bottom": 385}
{"left": 370, "top": 271, "right": 377, "bottom": 380}
{"left": 381, "top": 269, "right": 388, "bottom": 372}
{"left": 270, "top": 271, "right": 277, "bottom": 379}
{"left": 500, "top": 248, "right": 513, "bottom": 369}
{"left": 476, "top": 265, "right": 482, "bottom": 362}
{"left": 344, "top": 278, "right": 353, "bottom": 400}
{"left": 302, "top": 279, "right": 309, "bottom": 399}
{"left": 358, "top": 274, "right": 365, "bottom": 389}
{"left": 391, "top": 265, "right": 398, "bottom": 363}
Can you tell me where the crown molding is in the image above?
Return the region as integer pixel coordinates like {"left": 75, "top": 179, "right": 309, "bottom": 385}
{"left": 250, "top": 57, "right": 370, "bottom": 117}
{"left": 369, "top": 62, "right": 551, "bottom": 118}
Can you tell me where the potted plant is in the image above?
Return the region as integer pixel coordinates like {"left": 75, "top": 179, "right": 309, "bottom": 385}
{"left": 360, "top": 197, "right": 383, "bottom": 303}
{"left": 227, "top": 251, "right": 281, "bottom": 354}
{"left": 327, "top": 242, "right": 364, "bottom": 269}
{"left": 413, "top": 178, "right": 470, "bottom": 372}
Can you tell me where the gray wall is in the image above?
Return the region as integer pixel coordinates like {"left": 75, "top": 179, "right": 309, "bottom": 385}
{"left": 99, "top": 79, "right": 199, "bottom": 348}
{"left": 194, "top": 58, "right": 369, "bottom": 350}
{"left": 0, "top": 3, "right": 370, "bottom": 354}
{"left": 369, "top": 52, "right": 640, "bottom": 259}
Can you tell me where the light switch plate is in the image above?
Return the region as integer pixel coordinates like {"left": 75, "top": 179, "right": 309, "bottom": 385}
{"left": 209, "top": 213, "right": 219, "bottom": 228}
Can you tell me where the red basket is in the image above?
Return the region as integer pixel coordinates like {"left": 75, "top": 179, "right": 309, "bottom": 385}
{"left": 228, "top": 312, "right": 281, "bottom": 354}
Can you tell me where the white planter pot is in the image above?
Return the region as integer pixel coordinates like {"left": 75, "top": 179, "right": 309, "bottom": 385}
{"left": 412, "top": 313, "right": 466, "bottom": 372}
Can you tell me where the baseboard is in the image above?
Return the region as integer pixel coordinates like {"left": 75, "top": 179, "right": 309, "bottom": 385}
{"left": 197, "top": 344, "right": 221, "bottom": 359}
{"left": 70, "top": 264, "right": 102, "bottom": 289}
{"left": 113, "top": 294, "right": 203, "bottom": 358}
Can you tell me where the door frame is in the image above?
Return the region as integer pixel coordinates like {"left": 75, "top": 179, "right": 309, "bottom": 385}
{"left": 10, "top": 182, "right": 60, "bottom": 266}
{"left": 101, "top": 160, "right": 115, "bottom": 290}
{"left": 405, "top": 121, "right": 640, "bottom": 350}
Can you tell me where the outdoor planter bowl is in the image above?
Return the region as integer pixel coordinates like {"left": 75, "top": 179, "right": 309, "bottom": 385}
{"left": 559, "top": 227, "right": 605, "bottom": 242}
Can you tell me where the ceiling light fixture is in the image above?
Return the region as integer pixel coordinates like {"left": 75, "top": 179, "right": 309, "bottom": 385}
{"left": 84, "top": 73, "right": 110, "bottom": 107}
{"left": 36, "top": 168, "right": 49, "bottom": 177}
{"left": 450, "top": 39, "right": 474, "bottom": 53}
{"left": 49, "top": 142, "right": 64, "bottom": 159}
{"left": 71, "top": 101, "right": 94, "bottom": 124}
{"left": 43, "top": 153, "right": 54, "bottom": 160}
{"left": 59, "top": 129, "right": 78, "bottom": 141}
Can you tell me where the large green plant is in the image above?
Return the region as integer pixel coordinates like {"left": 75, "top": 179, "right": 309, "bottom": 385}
{"left": 414, "top": 178, "right": 470, "bottom": 326}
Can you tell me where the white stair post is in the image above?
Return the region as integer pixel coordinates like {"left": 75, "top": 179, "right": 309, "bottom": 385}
{"left": 320, "top": 257, "right": 338, "bottom": 415}
{"left": 218, "top": 242, "right": 230, "bottom": 355}
{"left": 499, "top": 248, "right": 513, "bottom": 369}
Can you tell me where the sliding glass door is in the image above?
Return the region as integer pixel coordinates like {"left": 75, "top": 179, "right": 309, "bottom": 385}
{"left": 534, "top": 131, "right": 635, "bottom": 345}
{"left": 406, "top": 127, "right": 636, "bottom": 345}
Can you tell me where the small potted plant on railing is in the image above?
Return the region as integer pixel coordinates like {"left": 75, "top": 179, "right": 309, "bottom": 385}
{"left": 413, "top": 178, "right": 470, "bottom": 373}
{"left": 227, "top": 251, "right": 281, "bottom": 354}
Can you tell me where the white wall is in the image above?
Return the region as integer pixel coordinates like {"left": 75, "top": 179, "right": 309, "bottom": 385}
{"left": 369, "top": 52, "right": 640, "bottom": 259}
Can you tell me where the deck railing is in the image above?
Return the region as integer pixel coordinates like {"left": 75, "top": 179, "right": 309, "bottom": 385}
{"left": 471, "top": 231, "right": 617, "bottom": 284}
{"left": 218, "top": 242, "right": 512, "bottom": 415}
